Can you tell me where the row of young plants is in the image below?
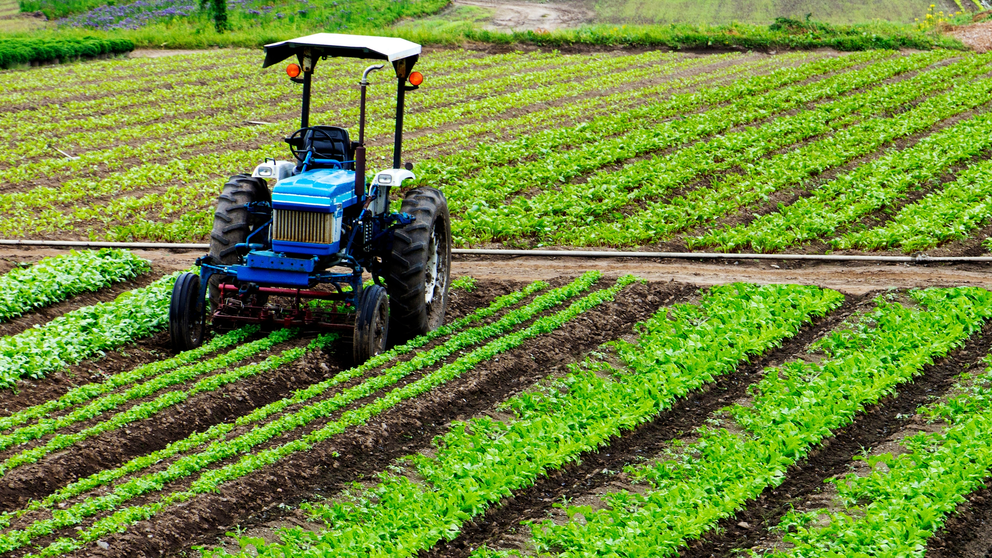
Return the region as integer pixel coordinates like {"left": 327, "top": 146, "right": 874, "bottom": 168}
{"left": 0, "top": 332, "right": 341, "bottom": 557}
{"left": 456, "top": 50, "right": 969, "bottom": 243}
{"left": 425, "top": 51, "right": 888, "bottom": 214}
{"left": 0, "top": 278, "right": 547, "bottom": 533}
{"left": 1, "top": 48, "right": 610, "bottom": 159}
{"left": 522, "top": 286, "right": 992, "bottom": 557}
{"left": 0, "top": 273, "right": 615, "bottom": 557}
{"left": 0, "top": 249, "right": 148, "bottom": 322}
{"left": 552, "top": 53, "right": 989, "bottom": 245}
{"left": 0, "top": 327, "right": 255, "bottom": 434}
{"left": 763, "top": 351, "right": 992, "bottom": 557}
{"left": 4, "top": 48, "right": 559, "bottom": 147}
{"left": 210, "top": 282, "right": 845, "bottom": 557}
{"left": 584, "top": 58, "right": 992, "bottom": 248}
{"left": 403, "top": 51, "right": 773, "bottom": 154}
{"left": 0, "top": 50, "right": 253, "bottom": 115}
{"left": 0, "top": 52, "right": 695, "bottom": 232}
{"left": 834, "top": 154, "right": 992, "bottom": 252}
{"left": 0, "top": 47, "right": 252, "bottom": 97}
{"left": 0, "top": 328, "right": 298, "bottom": 467}
{"left": 4, "top": 52, "right": 803, "bottom": 241}
{"left": 694, "top": 84, "right": 992, "bottom": 252}
{"left": 0, "top": 270, "right": 181, "bottom": 388}
{"left": 11, "top": 49, "right": 692, "bottom": 188}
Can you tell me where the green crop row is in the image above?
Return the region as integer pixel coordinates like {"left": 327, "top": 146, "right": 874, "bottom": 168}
{"left": 0, "top": 48, "right": 252, "bottom": 97}
{"left": 696, "top": 84, "right": 992, "bottom": 252}
{"left": 0, "top": 249, "right": 149, "bottom": 322}
{"left": 0, "top": 279, "right": 547, "bottom": 532}
{"left": 403, "top": 51, "right": 772, "bottom": 154}
{"left": 0, "top": 332, "right": 332, "bottom": 554}
{"left": 94, "top": 54, "right": 784, "bottom": 243}
{"left": 214, "top": 282, "right": 843, "bottom": 557}
{"left": 526, "top": 287, "right": 992, "bottom": 557}
{"left": 0, "top": 328, "right": 296, "bottom": 465}
{"left": 0, "top": 270, "right": 183, "bottom": 388}
{"left": 0, "top": 36, "right": 133, "bottom": 69}
{"left": 7, "top": 273, "right": 609, "bottom": 557}
{"left": 766, "top": 352, "right": 992, "bottom": 557}
{"left": 8, "top": 53, "right": 787, "bottom": 242}
{"left": 428, "top": 51, "right": 887, "bottom": 216}
{"left": 0, "top": 327, "right": 255, "bottom": 434}
{"left": 1, "top": 48, "right": 568, "bottom": 148}
{"left": 0, "top": 53, "right": 693, "bottom": 237}
{"left": 589, "top": 59, "right": 992, "bottom": 249}
{"left": 835, "top": 155, "right": 992, "bottom": 252}
{"left": 458, "top": 50, "right": 964, "bottom": 243}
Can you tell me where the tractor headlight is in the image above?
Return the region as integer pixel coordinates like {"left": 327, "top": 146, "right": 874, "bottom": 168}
{"left": 377, "top": 174, "right": 392, "bottom": 185}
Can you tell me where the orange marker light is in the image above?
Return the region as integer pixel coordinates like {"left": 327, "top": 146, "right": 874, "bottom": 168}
{"left": 286, "top": 63, "right": 301, "bottom": 78}
{"left": 408, "top": 71, "right": 423, "bottom": 86}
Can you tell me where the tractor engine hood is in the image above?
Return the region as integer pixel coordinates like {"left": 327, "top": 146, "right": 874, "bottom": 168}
{"left": 272, "top": 168, "right": 360, "bottom": 213}
{"left": 270, "top": 168, "right": 359, "bottom": 257}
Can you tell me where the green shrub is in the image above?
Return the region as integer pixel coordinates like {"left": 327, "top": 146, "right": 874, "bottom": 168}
{"left": 0, "top": 36, "right": 133, "bottom": 69}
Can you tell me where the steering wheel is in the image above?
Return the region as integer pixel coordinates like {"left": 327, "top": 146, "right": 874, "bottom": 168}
{"left": 287, "top": 127, "right": 340, "bottom": 164}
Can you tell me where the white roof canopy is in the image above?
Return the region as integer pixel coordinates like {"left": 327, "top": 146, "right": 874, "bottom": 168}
{"left": 263, "top": 33, "right": 421, "bottom": 68}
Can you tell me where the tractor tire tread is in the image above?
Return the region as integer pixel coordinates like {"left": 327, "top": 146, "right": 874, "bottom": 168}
{"left": 386, "top": 187, "right": 451, "bottom": 346}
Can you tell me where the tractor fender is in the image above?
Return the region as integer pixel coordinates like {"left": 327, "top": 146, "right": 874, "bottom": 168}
{"left": 252, "top": 160, "right": 296, "bottom": 183}
{"left": 370, "top": 169, "right": 415, "bottom": 214}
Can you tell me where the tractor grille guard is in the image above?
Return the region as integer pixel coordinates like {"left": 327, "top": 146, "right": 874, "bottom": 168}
{"left": 271, "top": 209, "right": 339, "bottom": 245}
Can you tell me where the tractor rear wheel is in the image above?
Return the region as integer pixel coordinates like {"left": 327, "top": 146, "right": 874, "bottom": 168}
{"left": 207, "top": 175, "right": 270, "bottom": 313}
{"left": 387, "top": 187, "right": 451, "bottom": 345}
{"left": 353, "top": 284, "right": 389, "bottom": 365}
{"left": 169, "top": 272, "right": 204, "bottom": 352}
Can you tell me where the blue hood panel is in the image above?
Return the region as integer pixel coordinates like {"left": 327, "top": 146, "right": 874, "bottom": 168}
{"left": 272, "top": 169, "right": 359, "bottom": 212}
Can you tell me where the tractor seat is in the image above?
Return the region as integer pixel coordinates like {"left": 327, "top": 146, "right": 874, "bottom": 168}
{"left": 302, "top": 126, "right": 354, "bottom": 170}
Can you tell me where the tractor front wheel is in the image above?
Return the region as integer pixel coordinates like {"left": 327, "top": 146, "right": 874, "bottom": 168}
{"left": 387, "top": 187, "right": 451, "bottom": 345}
{"left": 169, "top": 272, "right": 204, "bottom": 352}
{"left": 353, "top": 284, "right": 389, "bottom": 365}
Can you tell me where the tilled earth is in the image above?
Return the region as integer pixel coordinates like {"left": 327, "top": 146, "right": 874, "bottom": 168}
{"left": 1, "top": 268, "right": 991, "bottom": 558}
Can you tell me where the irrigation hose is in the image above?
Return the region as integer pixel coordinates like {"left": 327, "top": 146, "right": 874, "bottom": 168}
{"left": 0, "top": 240, "right": 990, "bottom": 263}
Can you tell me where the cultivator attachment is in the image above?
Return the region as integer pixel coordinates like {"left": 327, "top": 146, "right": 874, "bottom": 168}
{"left": 210, "top": 283, "right": 355, "bottom": 333}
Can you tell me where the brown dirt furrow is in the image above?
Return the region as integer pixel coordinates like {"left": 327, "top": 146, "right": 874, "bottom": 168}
{"left": 426, "top": 290, "right": 868, "bottom": 558}
{"left": 75, "top": 280, "right": 695, "bottom": 558}
{"left": 927, "top": 481, "right": 992, "bottom": 558}
{"left": 678, "top": 320, "right": 992, "bottom": 558}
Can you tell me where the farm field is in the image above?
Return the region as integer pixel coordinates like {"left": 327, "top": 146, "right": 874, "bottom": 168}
{"left": 3, "top": 41, "right": 992, "bottom": 558}
{"left": 0, "top": 251, "right": 990, "bottom": 557}
{"left": 2, "top": 46, "right": 992, "bottom": 255}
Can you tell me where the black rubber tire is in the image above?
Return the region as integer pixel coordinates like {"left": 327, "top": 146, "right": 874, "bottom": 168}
{"left": 386, "top": 187, "right": 452, "bottom": 345}
{"left": 353, "top": 284, "right": 389, "bottom": 365}
{"left": 207, "top": 175, "right": 270, "bottom": 313}
{"left": 169, "top": 272, "right": 205, "bottom": 352}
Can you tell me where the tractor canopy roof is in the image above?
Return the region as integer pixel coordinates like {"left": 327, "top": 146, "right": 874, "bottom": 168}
{"left": 262, "top": 33, "right": 421, "bottom": 69}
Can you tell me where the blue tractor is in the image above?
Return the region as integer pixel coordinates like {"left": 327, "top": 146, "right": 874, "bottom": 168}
{"left": 168, "top": 34, "right": 451, "bottom": 364}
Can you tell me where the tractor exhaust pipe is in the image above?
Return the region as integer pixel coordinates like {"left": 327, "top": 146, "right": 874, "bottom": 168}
{"left": 356, "top": 64, "right": 384, "bottom": 199}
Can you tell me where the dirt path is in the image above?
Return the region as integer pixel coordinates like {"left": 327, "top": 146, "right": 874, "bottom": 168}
{"left": 1, "top": 248, "right": 987, "bottom": 295}
{"left": 451, "top": 256, "right": 991, "bottom": 295}
{"left": 454, "top": 0, "right": 594, "bottom": 31}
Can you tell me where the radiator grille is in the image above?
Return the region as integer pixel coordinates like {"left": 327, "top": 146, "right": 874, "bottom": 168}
{"left": 272, "top": 209, "right": 336, "bottom": 244}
